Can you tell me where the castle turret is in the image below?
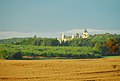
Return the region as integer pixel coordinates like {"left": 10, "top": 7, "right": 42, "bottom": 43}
{"left": 82, "top": 29, "right": 89, "bottom": 38}
{"left": 76, "top": 33, "right": 80, "bottom": 38}
{"left": 61, "top": 32, "right": 65, "bottom": 41}
{"left": 72, "top": 33, "right": 74, "bottom": 39}
{"left": 84, "top": 29, "right": 88, "bottom": 33}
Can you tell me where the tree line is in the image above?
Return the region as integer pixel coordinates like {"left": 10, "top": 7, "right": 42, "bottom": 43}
{"left": 0, "top": 33, "right": 120, "bottom": 59}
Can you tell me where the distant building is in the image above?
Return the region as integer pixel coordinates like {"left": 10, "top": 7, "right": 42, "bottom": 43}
{"left": 82, "top": 29, "right": 89, "bottom": 38}
{"left": 58, "top": 29, "right": 89, "bottom": 43}
{"left": 58, "top": 33, "right": 74, "bottom": 43}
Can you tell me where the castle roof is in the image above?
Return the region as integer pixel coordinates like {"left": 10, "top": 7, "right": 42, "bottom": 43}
{"left": 84, "top": 29, "right": 88, "bottom": 33}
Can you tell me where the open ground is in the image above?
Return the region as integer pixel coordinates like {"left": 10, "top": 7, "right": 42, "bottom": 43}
{"left": 0, "top": 57, "right": 120, "bottom": 81}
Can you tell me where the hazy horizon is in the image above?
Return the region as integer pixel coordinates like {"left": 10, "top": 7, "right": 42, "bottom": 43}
{"left": 0, "top": 0, "right": 120, "bottom": 39}
{"left": 0, "top": 28, "right": 120, "bottom": 39}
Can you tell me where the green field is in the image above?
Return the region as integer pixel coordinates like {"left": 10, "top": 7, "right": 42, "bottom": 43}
{"left": 103, "top": 56, "right": 120, "bottom": 58}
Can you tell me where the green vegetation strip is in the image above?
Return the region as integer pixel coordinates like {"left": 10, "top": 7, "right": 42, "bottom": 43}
{"left": 0, "top": 44, "right": 101, "bottom": 59}
{"left": 103, "top": 56, "right": 120, "bottom": 58}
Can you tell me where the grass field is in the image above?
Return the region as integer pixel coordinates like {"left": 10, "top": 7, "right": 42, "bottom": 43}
{"left": 0, "top": 58, "right": 120, "bottom": 81}
{"left": 103, "top": 56, "right": 120, "bottom": 58}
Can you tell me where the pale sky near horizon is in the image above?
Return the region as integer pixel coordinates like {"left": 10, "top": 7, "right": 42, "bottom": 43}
{"left": 0, "top": 0, "right": 120, "bottom": 33}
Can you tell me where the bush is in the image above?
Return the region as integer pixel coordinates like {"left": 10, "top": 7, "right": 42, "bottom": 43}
{"left": 0, "top": 48, "right": 22, "bottom": 59}
{"left": 11, "top": 51, "right": 23, "bottom": 59}
{"left": 0, "top": 50, "right": 10, "bottom": 59}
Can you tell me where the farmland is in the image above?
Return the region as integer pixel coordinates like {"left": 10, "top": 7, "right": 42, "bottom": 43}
{"left": 0, "top": 57, "right": 120, "bottom": 81}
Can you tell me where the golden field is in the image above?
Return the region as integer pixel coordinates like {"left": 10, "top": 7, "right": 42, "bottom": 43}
{"left": 0, "top": 58, "right": 120, "bottom": 81}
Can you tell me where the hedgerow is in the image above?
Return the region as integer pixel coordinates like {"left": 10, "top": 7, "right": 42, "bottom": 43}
{"left": 0, "top": 44, "right": 102, "bottom": 59}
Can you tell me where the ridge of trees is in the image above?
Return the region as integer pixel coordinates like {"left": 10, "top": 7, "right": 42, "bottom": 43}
{"left": 0, "top": 33, "right": 119, "bottom": 59}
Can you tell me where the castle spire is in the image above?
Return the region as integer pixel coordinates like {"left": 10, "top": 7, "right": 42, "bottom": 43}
{"left": 84, "top": 29, "right": 88, "bottom": 33}
{"left": 72, "top": 33, "right": 74, "bottom": 39}
{"left": 61, "top": 32, "right": 64, "bottom": 41}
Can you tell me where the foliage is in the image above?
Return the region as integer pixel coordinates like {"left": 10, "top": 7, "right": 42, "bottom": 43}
{"left": 0, "top": 44, "right": 102, "bottom": 59}
{"left": 105, "top": 38, "right": 120, "bottom": 55}
{"left": 0, "top": 33, "right": 119, "bottom": 59}
{"left": 0, "top": 37, "right": 60, "bottom": 46}
{"left": 0, "top": 46, "right": 22, "bottom": 59}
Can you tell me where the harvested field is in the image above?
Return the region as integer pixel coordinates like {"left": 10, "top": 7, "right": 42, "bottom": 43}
{"left": 0, "top": 58, "right": 120, "bottom": 81}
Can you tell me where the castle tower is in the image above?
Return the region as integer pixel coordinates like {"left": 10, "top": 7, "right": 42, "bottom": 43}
{"left": 76, "top": 33, "right": 80, "bottom": 38}
{"left": 61, "top": 32, "right": 65, "bottom": 41}
{"left": 72, "top": 33, "right": 74, "bottom": 39}
{"left": 82, "top": 29, "right": 89, "bottom": 38}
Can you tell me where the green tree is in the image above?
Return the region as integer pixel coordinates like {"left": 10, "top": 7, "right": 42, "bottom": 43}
{"left": 93, "top": 43, "right": 102, "bottom": 54}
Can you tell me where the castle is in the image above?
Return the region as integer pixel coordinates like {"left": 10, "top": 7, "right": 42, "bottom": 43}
{"left": 58, "top": 29, "right": 89, "bottom": 43}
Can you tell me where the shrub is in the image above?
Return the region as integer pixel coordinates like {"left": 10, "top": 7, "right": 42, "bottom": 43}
{"left": 11, "top": 51, "right": 23, "bottom": 59}
{"left": 0, "top": 48, "right": 22, "bottom": 59}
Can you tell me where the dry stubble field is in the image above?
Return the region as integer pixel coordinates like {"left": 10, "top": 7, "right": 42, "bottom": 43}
{"left": 0, "top": 58, "right": 120, "bottom": 81}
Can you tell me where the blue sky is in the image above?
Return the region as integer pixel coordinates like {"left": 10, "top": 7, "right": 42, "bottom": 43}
{"left": 0, "top": 0, "right": 120, "bottom": 32}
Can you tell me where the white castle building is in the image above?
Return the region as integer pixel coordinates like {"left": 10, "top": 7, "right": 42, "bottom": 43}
{"left": 82, "top": 29, "right": 89, "bottom": 38}
{"left": 58, "top": 29, "right": 89, "bottom": 43}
